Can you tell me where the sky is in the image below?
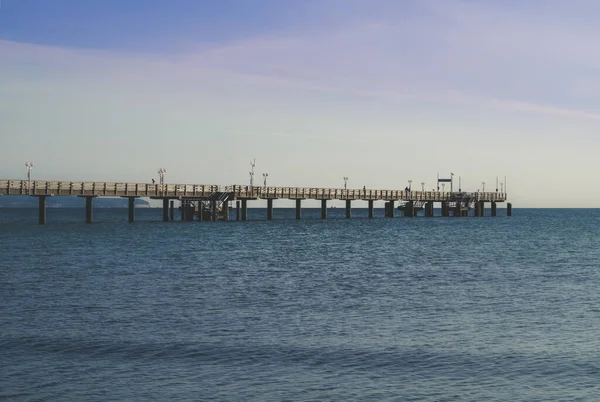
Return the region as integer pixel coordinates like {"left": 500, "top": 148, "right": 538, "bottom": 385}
{"left": 1, "top": 0, "right": 600, "bottom": 207}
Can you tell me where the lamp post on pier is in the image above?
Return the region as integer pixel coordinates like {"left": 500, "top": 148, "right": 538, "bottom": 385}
{"left": 482, "top": 181, "right": 486, "bottom": 192}
{"left": 263, "top": 173, "right": 269, "bottom": 188}
{"left": 158, "top": 168, "right": 166, "bottom": 195}
{"left": 408, "top": 180, "right": 412, "bottom": 191}
{"left": 343, "top": 177, "right": 348, "bottom": 199}
{"left": 441, "top": 183, "right": 445, "bottom": 192}
{"left": 25, "top": 161, "right": 34, "bottom": 194}
{"left": 421, "top": 182, "right": 425, "bottom": 192}
{"left": 249, "top": 159, "right": 256, "bottom": 188}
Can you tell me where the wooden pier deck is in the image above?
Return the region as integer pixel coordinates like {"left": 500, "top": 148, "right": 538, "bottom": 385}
{"left": 0, "top": 179, "right": 510, "bottom": 224}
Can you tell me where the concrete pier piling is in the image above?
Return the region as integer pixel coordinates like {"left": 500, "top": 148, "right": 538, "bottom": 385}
{"left": 211, "top": 200, "right": 217, "bottom": 221}
{"left": 321, "top": 199, "right": 327, "bottom": 219}
{"left": 267, "top": 199, "right": 274, "bottom": 220}
{"left": 38, "top": 195, "right": 46, "bottom": 225}
{"left": 441, "top": 202, "right": 449, "bottom": 217}
{"left": 187, "top": 201, "right": 195, "bottom": 221}
{"left": 170, "top": 200, "right": 174, "bottom": 221}
{"left": 162, "top": 198, "right": 169, "bottom": 222}
{"left": 404, "top": 201, "right": 414, "bottom": 218}
{"left": 85, "top": 196, "right": 94, "bottom": 223}
{"left": 295, "top": 199, "right": 301, "bottom": 220}
{"left": 368, "top": 200, "right": 374, "bottom": 219}
{"left": 491, "top": 201, "right": 497, "bottom": 217}
{"left": 507, "top": 203, "right": 512, "bottom": 216}
{"left": 345, "top": 200, "right": 352, "bottom": 219}
{"left": 223, "top": 201, "right": 229, "bottom": 221}
{"left": 425, "top": 202, "right": 433, "bottom": 217}
{"left": 241, "top": 199, "right": 248, "bottom": 221}
{"left": 128, "top": 197, "right": 136, "bottom": 223}
{"left": 236, "top": 201, "right": 240, "bottom": 221}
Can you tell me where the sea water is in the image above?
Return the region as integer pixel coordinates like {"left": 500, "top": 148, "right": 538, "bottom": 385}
{"left": 2, "top": 208, "right": 600, "bottom": 401}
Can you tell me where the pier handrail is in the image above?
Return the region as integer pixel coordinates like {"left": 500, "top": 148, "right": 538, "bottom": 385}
{"left": 0, "top": 180, "right": 507, "bottom": 202}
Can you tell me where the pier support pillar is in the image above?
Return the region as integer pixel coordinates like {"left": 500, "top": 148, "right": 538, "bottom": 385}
{"left": 384, "top": 200, "right": 394, "bottom": 218}
{"left": 507, "top": 202, "right": 512, "bottom": 217}
{"left": 368, "top": 200, "right": 374, "bottom": 219}
{"left": 170, "top": 200, "right": 174, "bottom": 221}
{"left": 345, "top": 200, "right": 352, "bottom": 219}
{"left": 223, "top": 201, "right": 229, "bottom": 221}
{"left": 267, "top": 199, "right": 274, "bottom": 220}
{"left": 426, "top": 202, "right": 434, "bottom": 217}
{"left": 180, "top": 200, "right": 186, "bottom": 221}
{"left": 38, "top": 195, "right": 47, "bottom": 225}
{"left": 404, "top": 201, "right": 414, "bottom": 217}
{"left": 479, "top": 201, "right": 485, "bottom": 217}
{"left": 491, "top": 201, "right": 497, "bottom": 217}
{"left": 321, "top": 199, "right": 327, "bottom": 219}
{"left": 128, "top": 197, "right": 135, "bottom": 223}
{"left": 187, "top": 201, "right": 195, "bottom": 221}
{"left": 295, "top": 199, "right": 302, "bottom": 220}
{"left": 198, "top": 203, "right": 204, "bottom": 222}
{"left": 85, "top": 196, "right": 94, "bottom": 223}
{"left": 453, "top": 204, "right": 461, "bottom": 217}
{"left": 211, "top": 200, "right": 218, "bottom": 221}
{"left": 440, "top": 202, "right": 448, "bottom": 217}
{"left": 241, "top": 199, "right": 248, "bottom": 221}
{"left": 236, "top": 201, "right": 240, "bottom": 221}
{"left": 162, "top": 198, "right": 169, "bottom": 222}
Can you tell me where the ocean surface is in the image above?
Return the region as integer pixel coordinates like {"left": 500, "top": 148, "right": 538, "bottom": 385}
{"left": 2, "top": 207, "right": 600, "bottom": 401}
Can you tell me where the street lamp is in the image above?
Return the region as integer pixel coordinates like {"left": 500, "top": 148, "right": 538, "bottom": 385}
{"left": 157, "top": 168, "right": 166, "bottom": 185}
{"left": 408, "top": 180, "right": 412, "bottom": 191}
{"left": 157, "top": 168, "right": 167, "bottom": 195}
{"left": 263, "top": 173, "right": 269, "bottom": 187}
{"left": 500, "top": 182, "right": 504, "bottom": 193}
{"left": 249, "top": 159, "right": 256, "bottom": 187}
{"left": 482, "top": 181, "right": 485, "bottom": 192}
{"left": 343, "top": 177, "right": 348, "bottom": 190}
{"left": 421, "top": 182, "right": 425, "bottom": 191}
{"left": 25, "top": 161, "right": 34, "bottom": 194}
{"left": 450, "top": 172, "right": 454, "bottom": 192}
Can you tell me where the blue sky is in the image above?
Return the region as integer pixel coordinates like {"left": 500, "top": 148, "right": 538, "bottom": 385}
{"left": 0, "top": 0, "right": 308, "bottom": 50}
{"left": 2, "top": 0, "right": 600, "bottom": 207}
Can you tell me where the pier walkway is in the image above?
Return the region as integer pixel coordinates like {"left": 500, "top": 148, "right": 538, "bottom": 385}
{"left": 0, "top": 179, "right": 511, "bottom": 224}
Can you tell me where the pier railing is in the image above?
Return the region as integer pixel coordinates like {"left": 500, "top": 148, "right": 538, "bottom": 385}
{"left": 0, "top": 180, "right": 507, "bottom": 202}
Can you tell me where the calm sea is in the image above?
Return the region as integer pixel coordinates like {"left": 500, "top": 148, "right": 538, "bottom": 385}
{"left": 2, "top": 207, "right": 600, "bottom": 401}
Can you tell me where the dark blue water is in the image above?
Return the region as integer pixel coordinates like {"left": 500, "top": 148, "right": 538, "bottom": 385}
{"left": 2, "top": 207, "right": 600, "bottom": 401}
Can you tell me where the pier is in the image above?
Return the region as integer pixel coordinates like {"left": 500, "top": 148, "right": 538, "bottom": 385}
{"left": 0, "top": 179, "right": 511, "bottom": 224}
